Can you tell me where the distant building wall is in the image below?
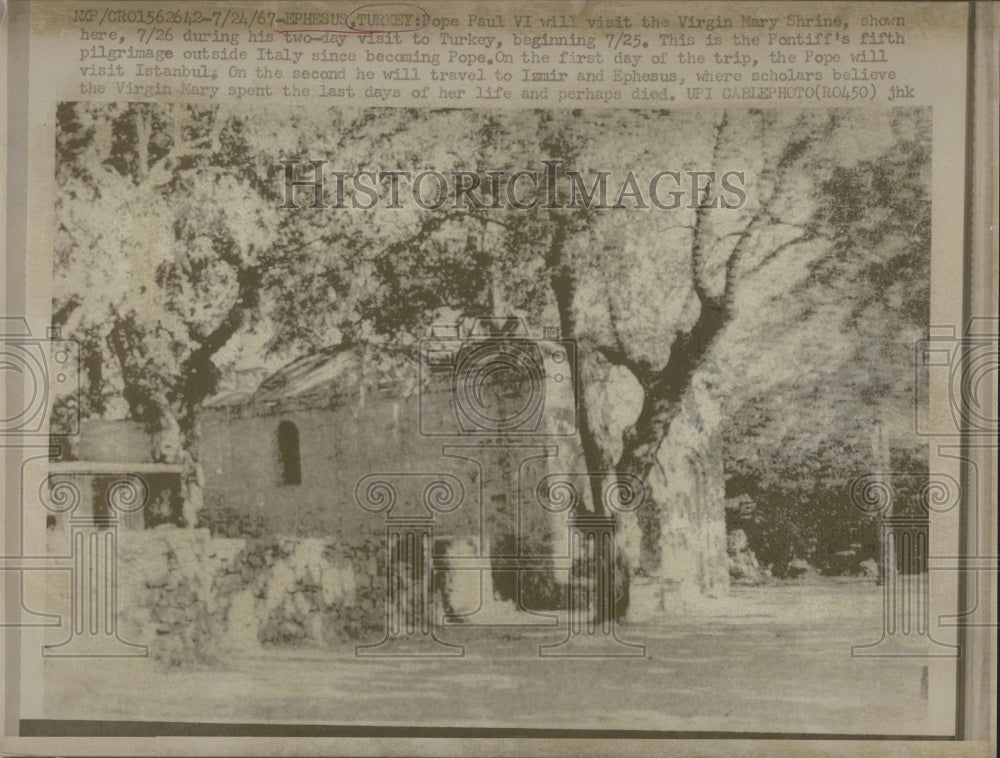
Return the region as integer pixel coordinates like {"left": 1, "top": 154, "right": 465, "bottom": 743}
{"left": 199, "top": 387, "right": 486, "bottom": 543}
{"left": 198, "top": 382, "right": 576, "bottom": 580}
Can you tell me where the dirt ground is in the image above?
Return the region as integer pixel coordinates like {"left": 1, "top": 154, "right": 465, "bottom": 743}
{"left": 33, "top": 580, "right": 953, "bottom": 736}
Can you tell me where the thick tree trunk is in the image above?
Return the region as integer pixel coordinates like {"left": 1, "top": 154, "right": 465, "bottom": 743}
{"left": 107, "top": 255, "right": 258, "bottom": 527}
{"left": 544, "top": 209, "right": 733, "bottom": 618}
{"left": 623, "top": 385, "right": 730, "bottom": 614}
{"left": 570, "top": 358, "right": 731, "bottom": 620}
{"left": 574, "top": 354, "right": 646, "bottom": 621}
{"left": 653, "top": 444, "right": 728, "bottom": 589}
{"left": 550, "top": 230, "right": 637, "bottom": 621}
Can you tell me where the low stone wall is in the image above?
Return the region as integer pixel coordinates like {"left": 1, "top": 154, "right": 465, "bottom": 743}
{"left": 117, "top": 528, "right": 383, "bottom": 665}
{"left": 115, "top": 527, "right": 633, "bottom": 663}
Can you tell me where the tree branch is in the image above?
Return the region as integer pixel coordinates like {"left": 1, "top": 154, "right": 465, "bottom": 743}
{"left": 139, "top": 107, "right": 226, "bottom": 189}
{"left": 134, "top": 112, "right": 150, "bottom": 180}
{"left": 52, "top": 297, "right": 80, "bottom": 328}
{"left": 545, "top": 214, "right": 618, "bottom": 515}
{"left": 690, "top": 113, "right": 730, "bottom": 299}
{"left": 188, "top": 262, "right": 262, "bottom": 353}
{"left": 715, "top": 116, "right": 836, "bottom": 304}
{"left": 612, "top": 112, "right": 837, "bottom": 482}
{"left": 178, "top": 262, "right": 263, "bottom": 414}
{"left": 748, "top": 229, "right": 825, "bottom": 275}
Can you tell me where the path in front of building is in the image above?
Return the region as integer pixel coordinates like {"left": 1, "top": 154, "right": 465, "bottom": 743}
{"left": 36, "top": 581, "right": 951, "bottom": 736}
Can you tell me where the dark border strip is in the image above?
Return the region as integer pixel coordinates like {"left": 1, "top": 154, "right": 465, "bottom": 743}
{"left": 955, "top": 0, "right": 980, "bottom": 743}
{"left": 19, "top": 720, "right": 956, "bottom": 740}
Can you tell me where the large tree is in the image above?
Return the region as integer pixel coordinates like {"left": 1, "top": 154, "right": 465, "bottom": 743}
{"left": 54, "top": 105, "right": 930, "bottom": 602}
{"left": 55, "top": 103, "right": 282, "bottom": 451}
{"left": 262, "top": 107, "right": 930, "bottom": 600}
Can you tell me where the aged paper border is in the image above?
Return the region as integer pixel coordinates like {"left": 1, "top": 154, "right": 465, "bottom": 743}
{"left": 2, "top": 0, "right": 996, "bottom": 754}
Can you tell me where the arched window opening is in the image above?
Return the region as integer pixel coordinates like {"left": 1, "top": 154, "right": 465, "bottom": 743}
{"left": 277, "top": 421, "right": 302, "bottom": 486}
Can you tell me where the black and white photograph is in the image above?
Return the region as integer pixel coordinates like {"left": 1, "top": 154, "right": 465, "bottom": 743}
{"left": 25, "top": 102, "right": 952, "bottom": 733}
{"left": 0, "top": 2, "right": 995, "bottom": 754}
